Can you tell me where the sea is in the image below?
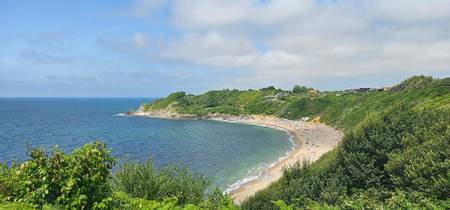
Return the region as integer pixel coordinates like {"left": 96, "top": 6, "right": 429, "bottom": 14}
{"left": 0, "top": 98, "right": 293, "bottom": 191}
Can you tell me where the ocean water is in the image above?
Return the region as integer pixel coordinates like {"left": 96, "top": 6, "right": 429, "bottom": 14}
{"left": 0, "top": 98, "right": 293, "bottom": 190}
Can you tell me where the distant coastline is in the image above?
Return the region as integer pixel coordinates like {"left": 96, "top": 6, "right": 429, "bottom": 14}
{"left": 129, "top": 108, "right": 342, "bottom": 204}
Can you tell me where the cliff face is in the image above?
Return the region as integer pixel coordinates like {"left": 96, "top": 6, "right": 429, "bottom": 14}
{"left": 138, "top": 104, "right": 145, "bottom": 112}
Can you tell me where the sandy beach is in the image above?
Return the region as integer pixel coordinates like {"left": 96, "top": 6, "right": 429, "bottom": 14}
{"left": 204, "top": 114, "right": 342, "bottom": 204}
{"left": 130, "top": 110, "right": 342, "bottom": 204}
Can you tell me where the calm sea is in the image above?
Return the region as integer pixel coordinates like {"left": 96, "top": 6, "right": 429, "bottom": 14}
{"left": 0, "top": 98, "right": 292, "bottom": 190}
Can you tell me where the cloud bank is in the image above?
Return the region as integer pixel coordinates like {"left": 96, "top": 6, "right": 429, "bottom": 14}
{"left": 2, "top": 0, "right": 449, "bottom": 97}
{"left": 131, "top": 0, "right": 450, "bottom": 89}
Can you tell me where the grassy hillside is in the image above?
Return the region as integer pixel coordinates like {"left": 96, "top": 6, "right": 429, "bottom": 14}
{"left": 142, "top": 75, "right": 449, "bottom": 131}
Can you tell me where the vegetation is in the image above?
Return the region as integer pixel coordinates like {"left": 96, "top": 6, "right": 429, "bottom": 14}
{"left": 141, "top": 75, "right": 449, "bottom": 209}
{"left": 242, "top": 104, "right": 449, "bottom": 209}
{"left": 292, "top": 86, "right": 309, "bottom": 94}
{"left": 142, "top": 75, "right": 449, "bottom": 131}
{"left": 0, "top": 142, "right": 237, "bottom": 209}
{"left": 0, "top": 142, "right": 113, "bottom": 209}
{"left": 112, "top": 159, "right": 209, "bottom": 206}
{"left": 1, "top": 75, "right": 448, "bottom": 209}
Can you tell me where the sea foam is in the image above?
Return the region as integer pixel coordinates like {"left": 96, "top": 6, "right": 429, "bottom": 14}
{"left": 224, "top": 131, "right": 296, "bottom": 194}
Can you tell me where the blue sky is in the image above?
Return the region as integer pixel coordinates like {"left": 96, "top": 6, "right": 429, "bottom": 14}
{"left": 1, "top": 0, "right": 449, "bottom": 97}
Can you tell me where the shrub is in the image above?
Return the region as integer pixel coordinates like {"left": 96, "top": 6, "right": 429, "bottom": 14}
{"left": 112, "top": 190, "right": 238, "bottom": 210}
{"left": 292, "top": 85, "right": 308, "bottom": 94}
{"left": 242, "top": 104, "right": 450, "bottom": 209}
{"left": 112, "top": 191, "right": 185, "bottom": 210}
{"left": 1, "top": 142, "right": 237, "bottom": 210}
{"left": 384, "top": 107, "right": 450, "bottom": 199}
{"left": 0, "top": 141, "right": 114, "bottom": 209}
{"left": 112, "top": 159, "right": 209, "bottom": 205}
{"left": 391, "top": 75, "right": 434, "bottom": 92}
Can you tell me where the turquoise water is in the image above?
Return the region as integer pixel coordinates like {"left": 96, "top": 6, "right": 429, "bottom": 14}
{"left": 0, "top": 98, "right": 293, "bottom": 189}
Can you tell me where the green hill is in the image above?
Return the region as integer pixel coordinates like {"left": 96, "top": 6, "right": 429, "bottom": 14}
{"left": 142, "top": 75, "right": 449, "bottom": 131}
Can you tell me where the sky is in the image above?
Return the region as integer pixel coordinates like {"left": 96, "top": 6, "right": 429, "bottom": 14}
{"left": 1, "top": 0, "right": 450, "bottom": 97}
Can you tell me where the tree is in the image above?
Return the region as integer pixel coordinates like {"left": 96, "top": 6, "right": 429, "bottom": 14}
{"left": 292, "top": 85, "right": 308, "bottom": 94}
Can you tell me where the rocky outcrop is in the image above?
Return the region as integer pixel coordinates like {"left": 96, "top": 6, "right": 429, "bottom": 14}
{"left": 128, "top": 105, "right": 199, "bottom": 120}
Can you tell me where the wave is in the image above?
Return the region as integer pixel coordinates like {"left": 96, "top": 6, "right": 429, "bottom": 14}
{"left": 114, "top": 113, "right": 126, "bottom": 117}
{"left": 224, "top": 172, "right": 262, "bottom": 194}
{"left": 224, "top": 131, "right": 296, "bottom": 194}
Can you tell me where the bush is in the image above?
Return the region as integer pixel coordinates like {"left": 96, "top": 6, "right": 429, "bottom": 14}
{"left": 112, "top": 191, "right": 186, "bottom": 210}
{"left": 242, "top": 104, "right": 450, "bottom": 209}
{"left": 384, "top": 107, "right": 450, "bottom": 199}
{"left": 292, "top": 85, "right": 308, "bottom": 94}
{"left": 0, "top": 141, "right": 114, "bottom": 209}
{"left": 113, "top": 190, "right": 238, "bottom": 210}
{"left": 1, "top": 143, "right": 237, "bottom": 210}
{"left": 391, "top": 75, "right": 434, "bottom": 92}
{"left": 112, "top": 159, "right": 209, "bottom": 205}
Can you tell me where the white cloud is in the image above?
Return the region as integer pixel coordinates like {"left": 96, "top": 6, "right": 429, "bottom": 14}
{"left": 132, "top": 32, "right": 149, "bottom": 48}
{"left": 371, "top": 0, "right": 450, "bottom": 22}
{"left": 134, "top": 0, "right": 450, "bottom": 89}
{"left": 158, "top": 32, "right": 255, "bottom": 66}
{"left": 128, "top": 0, "right": 162, "bottom": 17}
{"left": 171, "top": 0, "right": 314, "bottom": 29}
{"left": 171, "top": 0, "right": 247, "bottom": 29}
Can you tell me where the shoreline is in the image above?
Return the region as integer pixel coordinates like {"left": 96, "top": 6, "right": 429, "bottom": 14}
{"left": 203, "top": 118, "right": 300, "bottom": 194}
{"left": 129, "top": 110, "right": 342, "bottom": 204}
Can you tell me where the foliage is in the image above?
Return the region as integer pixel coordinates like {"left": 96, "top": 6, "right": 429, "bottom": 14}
{"left": 144, "top": 76, "right": 449, "bottom": 132}
{"left": 272, "top": 200, "right": 293, "bottom": 210}
{"left": 112, "top": 191, "right": 189, "bottom": 210}
{"left": 292, "top": 86, "right": 309, "bottom": 94}
{"left": 243, "top": 104, "right": 450, "bottom": 209}
{"left": 143, "top": 91, "right": 186, "bottom": 111}
{"left": 391, "top": 75, "right": 434, "bottom": 92}
{"left": 0, "top": 201, "right": 60, "bottom": 210}
{"left": 0, "top": 142, "right": 237, "bottom": 210}
{"left": 112, "top": 159, "right": 209, "bottom": 205}
{"left": 197, "top": 188, "right": 238, "bottom": 210}
{"left": 142, "top": 88, "right": 291, "bottom": 117}
{"left": 0, "top": 201, "right": 37, "bottom": 210}
{"left": 0, "top": 141, "right": 113, "bottom": 209}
